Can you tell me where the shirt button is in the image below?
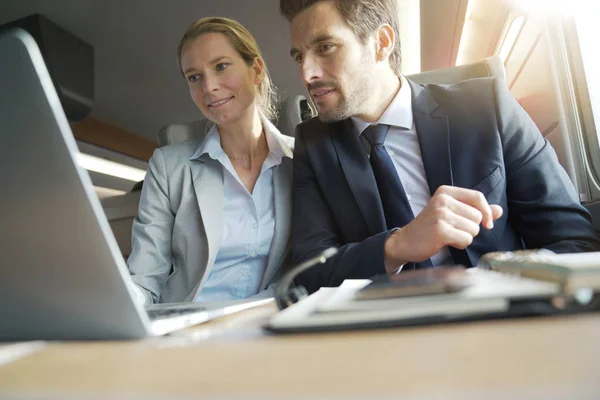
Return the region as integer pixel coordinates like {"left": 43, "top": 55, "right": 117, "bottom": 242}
{"left": 249, "top": 251, "right": 256, "bottom": 257}
{"left": 252, "top": 223, "right": 258, "bottom": 230}
{"left": 387, "top": 150, "right": 394, "bottom": 157}
{"left": 241, "top": 270, "right": 249, "bottom": 277}
{"left": 406, "top": 194, "right": 412, "bottom": 202}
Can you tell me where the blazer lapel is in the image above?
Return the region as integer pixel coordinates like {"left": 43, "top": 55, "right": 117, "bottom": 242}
{"left": 409, "top": 79, "right": 454, "bottom": 194}
{"left": 260, "top": 158, "right": 292, "bottom": 289}
{"left": 189, "top": 156, "right": 224, "bottom": 285}
{"left": 331, "top": 119, "right": 387, "bottom": 235}
{"left": 409, "top": 79, "right": 473, "bottom": 267}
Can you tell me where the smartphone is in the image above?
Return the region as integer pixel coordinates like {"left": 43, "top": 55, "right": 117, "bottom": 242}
{"left": 355, "top": 266, "right": 470, "bottom": 300}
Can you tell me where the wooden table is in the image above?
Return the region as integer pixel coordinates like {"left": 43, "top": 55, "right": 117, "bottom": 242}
{"left": 1, "top": 303, "right": 599, "bottom": 399}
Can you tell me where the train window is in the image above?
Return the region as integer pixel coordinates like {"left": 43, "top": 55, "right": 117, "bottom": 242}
{"left": 573, "top": 7, "right": 600, "bottom": 144}
{"left": 497, "top": 15, "right": 526, "bottom": 63}
{"left": 562, "top": 2, "right": 600, "bottom": 199}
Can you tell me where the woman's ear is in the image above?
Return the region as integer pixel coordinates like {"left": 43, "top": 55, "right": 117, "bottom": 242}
{"left": 252, "top": 57, "right": 265, "bottom": 85}
{"left": 375, "top": 24, "right": 395, "bottom": 63}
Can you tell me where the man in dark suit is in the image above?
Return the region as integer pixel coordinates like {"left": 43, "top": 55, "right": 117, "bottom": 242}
{"left": 280, "top": 0, "right": 599, "bottom": 293}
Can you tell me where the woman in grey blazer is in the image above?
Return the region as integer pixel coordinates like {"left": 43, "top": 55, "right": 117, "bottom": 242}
{"left": 127, "top": 17, "right": 294, "bottom": 305}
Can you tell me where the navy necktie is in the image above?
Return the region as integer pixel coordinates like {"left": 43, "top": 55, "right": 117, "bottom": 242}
{"left": 363, "top": 124, "right": 432, "bottom": 269}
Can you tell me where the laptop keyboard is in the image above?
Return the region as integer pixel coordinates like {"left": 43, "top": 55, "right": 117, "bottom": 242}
{"left": 146, "top": 306, "right": 207, "bottom": 320}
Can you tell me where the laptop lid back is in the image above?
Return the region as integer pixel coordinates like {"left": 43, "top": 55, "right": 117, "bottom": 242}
{"left": 0, "top": 28, "right": 151, "bottom": 340}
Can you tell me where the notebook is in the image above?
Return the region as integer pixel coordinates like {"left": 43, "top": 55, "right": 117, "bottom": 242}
{"left": 267, "top": 269, "right": 562, "bottom": 333}
{"left": 479, "top": 250, "right": 600, "bottom": 292}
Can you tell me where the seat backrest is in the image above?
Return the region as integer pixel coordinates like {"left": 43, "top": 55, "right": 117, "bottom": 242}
{"left": 407, "top": 55, "right": 505, "bottom": 84}
{"left": 276, "top": 94, "right": 313, "bottom": 141}
{"left": 107, "top": 57, "right": 505, "bottom": 259}
{"left": 101, "top": 95, "right": 313, "bottom": 259}
{"left": 157, "top": 119, "right": 213, "bottom": 148}
{"left": 157, "top": 95, "right": 313, "bottom": 147}
{"left": 158, "top": 57, "right": 504, "bottom": 147}
{"left": 100, "top": 189, "right": 142, "bottom": 259}
{"left": 156, "top": 55, "right": 505, "bottom": 148}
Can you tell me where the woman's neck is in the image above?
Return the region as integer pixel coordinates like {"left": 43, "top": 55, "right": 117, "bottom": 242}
{"left": 218, "top": 108, "right": 266, "bottom": 161}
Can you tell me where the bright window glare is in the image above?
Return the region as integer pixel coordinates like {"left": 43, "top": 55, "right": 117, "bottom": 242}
{"left": 498, "top": 16, "right": 526, "bottom": 62}
{"left": 95, "top": 186, "right": 127, "bottom": 199}
{"left": 397, "top": 0, "right": 420, "bottom": 74}
{"left": 573, "top": 3, "right": 600, "bottom": 143}
{"left": 455, "top": 0, "right": 476, "bottom": 66}
{"left": 77, "top": 153, "right": 147, "bottom": 182}
{"left": 509, "top": 0, "right": 594, "bottom": 17}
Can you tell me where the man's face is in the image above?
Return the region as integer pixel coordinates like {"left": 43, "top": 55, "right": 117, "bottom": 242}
{"left": 289, "top": 1, "right": 376, "bottom": 122}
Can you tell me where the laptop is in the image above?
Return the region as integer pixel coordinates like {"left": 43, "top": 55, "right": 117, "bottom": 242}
{"left": 0, "top": 28, "right": 270, "bottom": 341}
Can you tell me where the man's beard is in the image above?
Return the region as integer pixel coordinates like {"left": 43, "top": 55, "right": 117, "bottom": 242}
{"left": 316, "top": 80, "right": 371, "bottom": 122}
{"left": 314, "top": 59, "right": 373, "bottom": 123}
{"left": 315, "top": 93, "right": 352, "bottom": 123}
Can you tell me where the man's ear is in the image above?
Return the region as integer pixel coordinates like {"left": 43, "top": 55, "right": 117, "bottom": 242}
{"left": 252, "top": 57, "right": 265, "bottom": 85}
{"left": 375, "top": 24, "right": 395, "bottom": 63}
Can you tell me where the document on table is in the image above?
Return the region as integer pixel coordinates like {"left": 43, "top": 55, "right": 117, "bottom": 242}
{"left": 0, "top": 341, "right": 46, "bottom": 367}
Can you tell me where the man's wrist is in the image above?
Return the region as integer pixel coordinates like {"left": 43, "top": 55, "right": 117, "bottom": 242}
{"left": 383, "top": 228, "right": 408, "bottom": 274}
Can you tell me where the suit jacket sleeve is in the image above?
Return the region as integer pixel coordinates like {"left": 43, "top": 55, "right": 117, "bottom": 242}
{"left": 127, "top": 148, "right": 175, "bottom": 303}
{"left": 494, "top": 78, "right": 599, "bottom": 252}
{"left": 292, "top": 126, "right": 389, "bottom": 293}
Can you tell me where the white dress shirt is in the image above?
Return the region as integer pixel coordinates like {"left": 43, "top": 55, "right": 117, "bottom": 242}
{"left": 351, "top": 75, "right": 453, "bottom": 267}
{"left": 194, "top": 117, "right": 289, "bottom": 301}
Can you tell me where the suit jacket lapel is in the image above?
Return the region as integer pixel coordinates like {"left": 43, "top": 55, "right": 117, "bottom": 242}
{"left": 331, "top": 119, "right": 387, "bottom": 235}
{"left": 408, "top": 79, "right": 473, "bottom": 267}
{"left": 409, "top": 79, "right": 454, "bottom": 194}
{"left": 260, "top": 158, "right": 293, "bottom": 289}
{"left": 189, "top": 156, "right": 224, "bottom": 284}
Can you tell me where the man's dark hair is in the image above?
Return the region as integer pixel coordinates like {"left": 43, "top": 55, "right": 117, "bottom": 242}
{"left": 280, "top": 0, "right": 402, "bottom": 74}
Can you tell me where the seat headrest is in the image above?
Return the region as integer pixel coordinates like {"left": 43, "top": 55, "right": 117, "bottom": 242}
{"left": 276, "top": 94, "right": 314, "bottom": 140}
{"left": 157, "top": 119, "right": 214, "bottom": 148}
{"left": 158, "top": 95, "right": 313, "bottom": 147}
{"left": 407, "top": 55, "right": 505, "bottom": 85}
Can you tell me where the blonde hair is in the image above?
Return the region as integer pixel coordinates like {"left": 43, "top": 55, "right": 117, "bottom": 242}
{"left": 177, "top": 17, "right": 279, "bottom": 121}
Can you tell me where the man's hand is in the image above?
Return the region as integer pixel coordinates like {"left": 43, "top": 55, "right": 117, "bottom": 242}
{"left": 384, "top": 185, "right": 503, "bottom": 273}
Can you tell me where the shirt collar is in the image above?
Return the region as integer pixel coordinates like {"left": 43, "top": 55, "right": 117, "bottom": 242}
{"left": 351, "top": 75, "right": 413, "bottom": 135}
{"left": 195, "top": 123, "right": 223, "bottom": 161}
{"left": 190, "top": 114, "right": 293, "bottom": 163}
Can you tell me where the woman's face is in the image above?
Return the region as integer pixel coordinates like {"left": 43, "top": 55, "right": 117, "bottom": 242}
{"left": 180, "top": 32, "right": 263, "bottom": 126}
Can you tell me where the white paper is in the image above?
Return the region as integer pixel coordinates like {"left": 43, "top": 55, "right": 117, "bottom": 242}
{"left": 0, "top": 341, "right": 46, "bottom": 368}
